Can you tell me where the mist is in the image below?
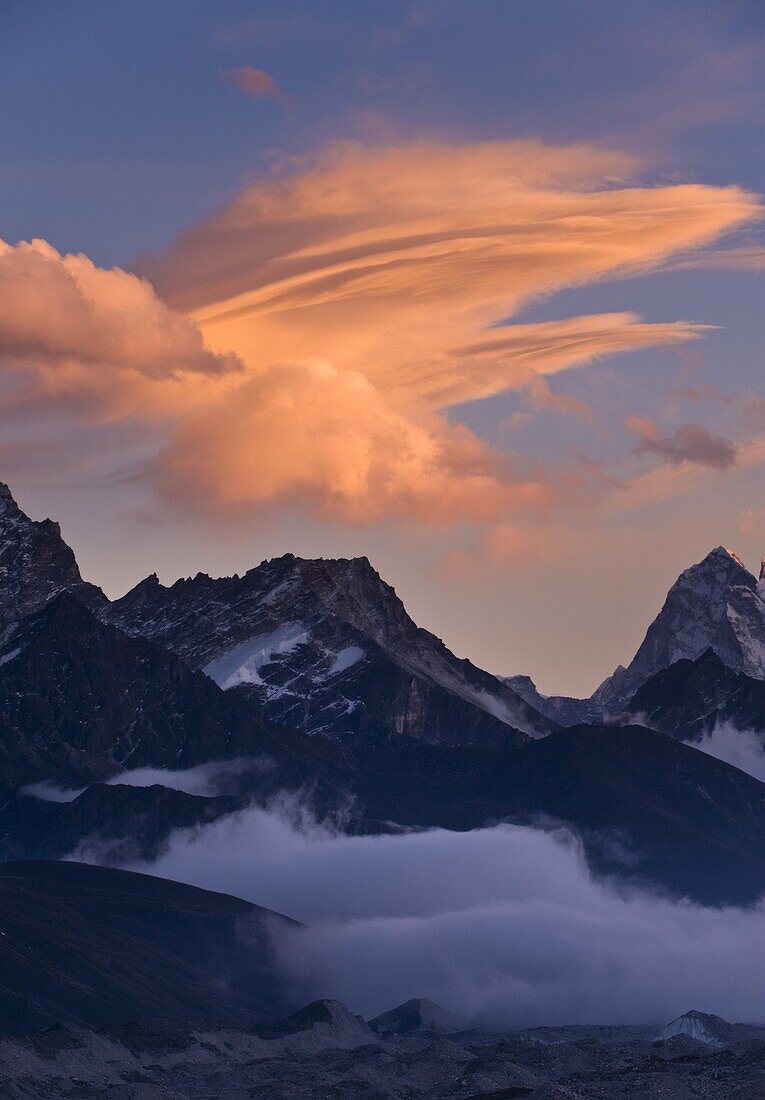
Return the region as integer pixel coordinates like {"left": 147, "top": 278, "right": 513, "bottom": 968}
{"left": 686, "top": 724, "right": 765, "bottom": 783}
{"left": 72, "top": 795, "right": 765, "bottom": 1029}
{"left": 23, "top": 757, "right": 270, "bottom": 803}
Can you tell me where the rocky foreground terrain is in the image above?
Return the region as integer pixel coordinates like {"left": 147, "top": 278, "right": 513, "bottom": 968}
{"left": 1, "top": 1002, "right": 764, "bottom": 1099}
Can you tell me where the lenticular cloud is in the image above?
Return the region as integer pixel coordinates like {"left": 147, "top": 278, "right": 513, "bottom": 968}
{"left": 0, "top": 141, "right": 759, "bottom": 530}
{"left": 146, "top": 140, "right": 756, "bottom": 525}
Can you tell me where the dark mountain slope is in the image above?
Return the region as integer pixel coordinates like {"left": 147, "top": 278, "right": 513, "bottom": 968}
{"left": 0, "top": 783, "right": 242, "bottom": 862}
{"left": 12, "top": 723, "right": 765, "bottom": 905}
{"left": 354, "top": 724, "right": 765, "bottom": 904}
{"left": 0, "top": 592, "right": 352, "bottom": 801}
{"left": 0, "top": 860, "right": 296, "bottom": 1034}
{"left": 625, "top": 649, "right": 765, "bottom": 742}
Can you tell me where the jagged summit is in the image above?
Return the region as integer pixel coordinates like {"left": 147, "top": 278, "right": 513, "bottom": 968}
{"left": 706, "top": 545, "right": 747, "bottom": 569}
{"left": 682, "top": 544, "right": 751, "bottom": 580}
{"left": 107, "top": 547, "right": 554, "bottom": 743}
{"left": 0, "top": 482, "right": 105, "bottom": 629}
{"left": 2, "top": 478, "right": 761, "bottom": 748}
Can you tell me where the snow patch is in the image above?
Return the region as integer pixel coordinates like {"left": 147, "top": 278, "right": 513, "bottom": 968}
{"left": 327, "top": 646, "right": 365, "bottom": 677}
{"left": 204, "top": 623, "right": 310, "bottom": 690}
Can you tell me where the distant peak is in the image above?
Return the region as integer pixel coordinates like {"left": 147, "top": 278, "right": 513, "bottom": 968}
{"left": 759, "top": 558, "right": 765, "bottom": 583}
{"left": 705, "top": 546, "right": 746, "bottom": 568}
{"left": 682, "top": 546, "right": 751, "bottom": 581}
{"left": 0, "top": 482, "right": 20, "bottom": 515}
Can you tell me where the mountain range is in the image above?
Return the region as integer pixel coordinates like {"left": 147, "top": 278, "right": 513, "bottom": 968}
{"left": 0, "top": 482, "right": 764, "bottom": 909}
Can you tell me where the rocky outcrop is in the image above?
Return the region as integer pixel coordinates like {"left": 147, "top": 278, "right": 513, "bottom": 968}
{"left": 0, "top": 482, "right": 105, "bottom": 630}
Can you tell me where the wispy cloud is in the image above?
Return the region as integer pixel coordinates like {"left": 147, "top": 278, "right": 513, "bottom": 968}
{"left": 137, "top": 140, "right": 757, "bottom": 525}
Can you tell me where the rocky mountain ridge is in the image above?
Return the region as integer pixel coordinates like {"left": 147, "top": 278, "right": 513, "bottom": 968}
{"left": 2, "top": 484, "right": 765, "bottom": 905}
{"left": 104, "top": 552, "right": 552, "bottom": 743}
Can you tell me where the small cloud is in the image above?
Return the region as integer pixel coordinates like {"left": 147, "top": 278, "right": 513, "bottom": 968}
{"left": 628, "top": 420, "right": 737, "bottom": 470}
{"left": 739, "top": 507, "right": 765, "bottom": 537}
{"left": 222, "top": 65, "right": 284, "bottom": 102}
{"left": 625, "top": 414, "right": 662, "bottom": 441}
{"left": 668, "top": 245, "right": 765, "bottom": 273}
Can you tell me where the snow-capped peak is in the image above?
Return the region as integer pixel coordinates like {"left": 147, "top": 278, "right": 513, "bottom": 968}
{"left": 595, "top": 546, "right": 765, "bottom": 708}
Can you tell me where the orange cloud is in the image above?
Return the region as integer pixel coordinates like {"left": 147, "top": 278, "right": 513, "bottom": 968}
{"left": 608, "top": 435, "right": 765, "bottom": 516}
{"left": 439, "top": 523, "right": 562, "bottom": 577}
{"left": 0, "top": 238, "right": 239, "bottom": 421}
{"left": 155, "top": 360, "right": 552, "bottom": 524}
{"left": 739, "top": 507, "right": 765, "bottom": 537}
{"left": 0, "top": 141, "right": 760, "bottom": 529}
{"left": 137, "top": 141, "right": 757, "bottom": 523}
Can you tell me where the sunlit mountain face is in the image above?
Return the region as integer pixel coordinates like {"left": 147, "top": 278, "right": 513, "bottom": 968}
{"left": 1, "top": 4, "right": 764, "bottom": 1094}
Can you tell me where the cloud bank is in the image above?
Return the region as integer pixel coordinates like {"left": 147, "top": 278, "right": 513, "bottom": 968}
{"left": 74, "top": 797, "right": 765, "bottom": 1028}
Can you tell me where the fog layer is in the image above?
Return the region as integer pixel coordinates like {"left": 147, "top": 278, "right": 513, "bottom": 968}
{"left": 686, "top": 724, "right": 765, "bottom": 784}
{"left": 72, "top": 795, "right": 765, "bottom": 1028}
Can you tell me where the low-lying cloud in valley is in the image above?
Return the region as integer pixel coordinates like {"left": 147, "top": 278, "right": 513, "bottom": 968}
{"left": 72, "top": 793, "right": 765, "bottom": 1029}
{"left": 24, "top": 757, "right": 268, "bottom": 802}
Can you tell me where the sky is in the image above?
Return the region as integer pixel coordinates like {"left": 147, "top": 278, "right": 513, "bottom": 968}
{"left": 0, "top": 0, "right": 763, "bottom": 695}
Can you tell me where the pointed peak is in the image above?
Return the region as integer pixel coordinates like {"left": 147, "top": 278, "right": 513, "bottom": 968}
{"left": 703, "top": 545, "right": 746, "bottom": 569}
{"left": 759, "top": 558, "right": 765, "bottom": 584}
{"left": 678, "top": 546, "right": 752, "bottom": 585}
{"left": 0, "top": 482, "right": 20, "bottom": 516}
